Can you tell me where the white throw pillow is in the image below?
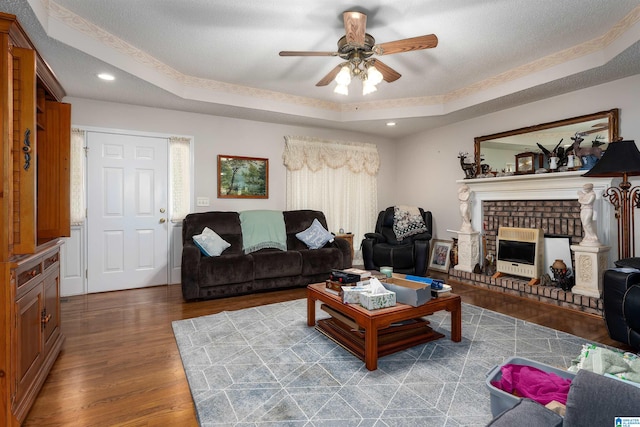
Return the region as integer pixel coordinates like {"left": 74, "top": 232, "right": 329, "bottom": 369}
{"left": 193, "top": 227, "right": 231, "bottom": 256}
{"left": 296, "top": 218, "right": 334, "bottom": 249}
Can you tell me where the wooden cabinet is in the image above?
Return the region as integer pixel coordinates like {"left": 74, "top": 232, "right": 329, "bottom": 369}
{"left": 0, "top": 12, "right": 69, "bottom": 426}
{"left": 11, "top": 244, "right": 62, "bottom": 421}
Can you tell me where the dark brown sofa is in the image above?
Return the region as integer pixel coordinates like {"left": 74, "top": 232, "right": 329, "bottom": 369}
{"left": 181, "top": 210, "right": 352, "bottom": 301}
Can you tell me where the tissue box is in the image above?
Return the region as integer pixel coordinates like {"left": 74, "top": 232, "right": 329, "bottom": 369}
{"left": 382, "top": 277, "right": 432, "bottom": 307}
{"left": 359, "top": 290, "right": 396, "bottom": 310}
{"left": 341, "top": 286, "right": 370, "bottom": 304}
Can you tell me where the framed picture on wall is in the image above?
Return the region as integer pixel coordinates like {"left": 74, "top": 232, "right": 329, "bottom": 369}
{"left": 429, "top": 239, "right": 452, "bottom": 272}
{"left": 217, "top": 155, "right": 269, "bottom": 199}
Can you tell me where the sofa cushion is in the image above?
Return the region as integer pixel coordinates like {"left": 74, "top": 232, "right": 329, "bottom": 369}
{"left": 487, "top": 398, "right": 562, "bottom": 427}
{"left": 564, "top": 368, "right": 640, "bottom": 427}
{"left": 372, "top": 244, "right": 415, "bottom": 270}
{"left": 198, "top": 254, "right": 254, "bottom": 286}
{"left": 183, "top": 211, "right": 244, "bottom": 255}
{"left": 283, "top": 210, "right": 330, "bottom": 250}
{"left": 300, "top": 248, "right": 343, "bottom": 276}
{"left": 296, "top": 218, "right": 334, "bottom": 249}
{"left": 252, "top": 250, "right": 302, "bottom": 279}
{"left": 192, "top": 227, "right": 231, "bottom": 256}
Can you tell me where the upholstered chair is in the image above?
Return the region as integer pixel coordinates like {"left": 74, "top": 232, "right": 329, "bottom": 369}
{"left": 602, "top": 260, "right": 640, "bottom": 351}
{"left": 361, "top": 207, "right": 433, "bottom": 276}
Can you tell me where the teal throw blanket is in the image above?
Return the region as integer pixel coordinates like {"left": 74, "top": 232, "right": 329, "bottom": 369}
{"left": 239, "top": 210, "right": 287, "bottom": 254}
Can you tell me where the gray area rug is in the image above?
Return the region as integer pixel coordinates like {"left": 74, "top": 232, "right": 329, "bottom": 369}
{"left": 172, "top": 299, "right": 590, "bottom": 426}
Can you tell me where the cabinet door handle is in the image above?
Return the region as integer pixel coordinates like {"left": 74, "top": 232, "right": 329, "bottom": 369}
{"left": 23, "top": 128, "right": 32, "bottom": 171}
{"left": 41, "top": 309, "right": 52, "bottom": 329}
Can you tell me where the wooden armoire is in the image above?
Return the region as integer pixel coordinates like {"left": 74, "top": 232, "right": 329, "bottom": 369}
{"left": 0, "top": 12, "right": 70, "bottom": 426}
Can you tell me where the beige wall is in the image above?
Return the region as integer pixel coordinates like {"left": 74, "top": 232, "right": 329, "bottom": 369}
{"left": 67, "top": 98, "right": 397, "bottom": 231}
{"left": 395, "top": 74, "right": 640, "bottom": 243}
{"left": 67, "top": 73, "right": 640, "bottom": 241}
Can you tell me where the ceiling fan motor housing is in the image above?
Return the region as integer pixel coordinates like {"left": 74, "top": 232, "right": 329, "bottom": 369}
{"left": 337, "top": 34, "right": 376, "bottom": 60}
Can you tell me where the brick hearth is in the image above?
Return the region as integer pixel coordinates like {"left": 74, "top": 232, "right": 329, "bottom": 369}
{"left": 449, "top": 268, "right": 603, "bottom": 316}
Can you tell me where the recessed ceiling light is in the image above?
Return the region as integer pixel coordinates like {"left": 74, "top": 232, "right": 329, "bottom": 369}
{"left": 386, "top": 122, "right": 396, "bottom": 127}
{"left": 97, "top": 73, "right": 115, "bottom": 81}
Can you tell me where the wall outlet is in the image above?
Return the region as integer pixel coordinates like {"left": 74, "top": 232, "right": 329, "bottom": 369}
{"left": 196, "top": 197, "right": 210, "bottom": 207}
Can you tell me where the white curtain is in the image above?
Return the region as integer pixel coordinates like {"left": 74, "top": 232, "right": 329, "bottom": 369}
{"left": 70, "top": 128, "right": 85, "bottom": 225}
{"left": 169, "top": 136, "right": 192, "bottom": 222}
{"left": 283, "top": 136, "right": 379, "bottom": 260}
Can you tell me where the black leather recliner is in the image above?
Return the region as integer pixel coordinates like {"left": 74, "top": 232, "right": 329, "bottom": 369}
{"left": 361, "top": 207, "right": 433, "bottom": 276}
{"left": 602, "top": 262, "right": 640, "bottom": 351}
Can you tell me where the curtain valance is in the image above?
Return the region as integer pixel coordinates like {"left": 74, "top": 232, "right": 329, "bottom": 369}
{"left": 283, "top": 135, "right": 380, "bottom": 176}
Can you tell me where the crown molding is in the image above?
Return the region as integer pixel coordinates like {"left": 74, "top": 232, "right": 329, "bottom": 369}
{"left": 34, "top": 0, "right": 640, "bottom": 121}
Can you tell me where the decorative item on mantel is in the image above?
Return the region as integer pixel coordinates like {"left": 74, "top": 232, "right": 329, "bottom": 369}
{"left": 571, "top": 133, "right": 603, "bottom": 171}
{"left": 458, "top": 152, "right": 477, "bottom": 179}
{"left": 537, "top": 139, "right": 569, "bottom": 172}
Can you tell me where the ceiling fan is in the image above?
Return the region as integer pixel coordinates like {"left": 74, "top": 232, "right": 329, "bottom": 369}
{"left": 279, "top": 11, "right": 438, "bottom": 95}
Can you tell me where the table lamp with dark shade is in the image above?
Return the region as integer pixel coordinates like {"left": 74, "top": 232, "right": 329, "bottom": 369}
{"left": 583, "top": 140, "right": 640, "bottom": 260}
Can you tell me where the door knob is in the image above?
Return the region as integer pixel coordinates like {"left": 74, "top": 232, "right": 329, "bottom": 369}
{"left": 159, "top": 218, "right": 166, "bottom": 224}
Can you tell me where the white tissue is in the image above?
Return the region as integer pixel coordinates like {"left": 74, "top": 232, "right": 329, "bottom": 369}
{"left": 368, "top": 277, "right": 388, "bottom": 295}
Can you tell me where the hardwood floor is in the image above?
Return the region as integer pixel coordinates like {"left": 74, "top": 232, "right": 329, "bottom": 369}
{"left": 24, "top": 280, "right": 631, "bottom": 426}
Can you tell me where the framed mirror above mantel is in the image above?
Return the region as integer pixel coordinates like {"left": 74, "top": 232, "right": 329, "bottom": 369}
{"left": 473, "top": 109, "right": 620, "bottom": 176}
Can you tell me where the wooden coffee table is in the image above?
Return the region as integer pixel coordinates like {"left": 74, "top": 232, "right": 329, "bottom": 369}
{"left": 307, "top": 282, "right": 462, "bottom": 370}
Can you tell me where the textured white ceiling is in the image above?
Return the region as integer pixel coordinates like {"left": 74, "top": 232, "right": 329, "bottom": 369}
{"left": 3, "top": 0, "right": 640, "bottom": 137}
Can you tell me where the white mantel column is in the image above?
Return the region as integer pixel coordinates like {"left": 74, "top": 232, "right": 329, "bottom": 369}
{"left": 454, "top": 231, "right": 480, "bottom": 272}
{"left": 571, "top": 245, "right": 611, "bottom": 297}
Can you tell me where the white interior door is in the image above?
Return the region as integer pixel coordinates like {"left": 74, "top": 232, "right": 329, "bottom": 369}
{"left": 87, "top": 131, "right": 169, "bottom": 293}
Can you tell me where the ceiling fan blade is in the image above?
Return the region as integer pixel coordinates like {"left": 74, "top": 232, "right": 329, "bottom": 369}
{"left": 370, "top": 59, "right": 401, "bottom": 83}
{"left": 316, "top": 64, "right": 343, "bottom": 86}
{"left": 279, "top": 51, "right": 337, "bottom": 57}
{"left": 343, "top": 11, "right": 367, "bottom": 46}
{"left": 375, "top": 34, "right": 438, "bottom": 55}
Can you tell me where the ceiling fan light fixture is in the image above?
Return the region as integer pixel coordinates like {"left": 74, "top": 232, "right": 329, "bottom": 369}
{"left": 366, "top": 65, "right": 383, "bottom": 86}
{"left": 334, "top": 84, "right": 349, "bottom": 95}
{"left": 362, "top": 80, "right": 377, "bottom": 95}
{"left": 335, "top": 65, "right": 352, "bottom": 86}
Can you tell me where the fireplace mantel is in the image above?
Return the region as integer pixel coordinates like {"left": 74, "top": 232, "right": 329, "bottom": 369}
{"left": 457, "top": 170, "right": 619, "bottom": 262}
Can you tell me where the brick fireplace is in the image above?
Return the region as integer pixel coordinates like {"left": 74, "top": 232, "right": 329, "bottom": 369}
{"left": 482, "top": 199, "right": 582, "bottom": 258}
{"left": 449, "top": 171, "right": 618, "bottom": 316}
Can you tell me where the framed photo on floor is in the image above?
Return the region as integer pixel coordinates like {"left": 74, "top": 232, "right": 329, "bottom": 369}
{"left": 429, "top": 239, "right": 452, "bottom": 272}
{"left": 217, "top": 155, "right": 269, "bottom": 199}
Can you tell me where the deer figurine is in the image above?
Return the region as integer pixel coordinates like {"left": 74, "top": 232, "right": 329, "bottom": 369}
{"left": 571, "top": 133, "right": 602, "bottom": 159}
{"left": 458, "top": 152, "right": 477, "bottom": 179}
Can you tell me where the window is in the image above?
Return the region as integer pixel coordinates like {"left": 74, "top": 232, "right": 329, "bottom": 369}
{"left": 283, "top": 136, "right": 380, "bottom": 259}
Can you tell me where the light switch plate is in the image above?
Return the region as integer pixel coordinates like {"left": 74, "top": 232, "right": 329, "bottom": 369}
{"left": 196, "top": 197, "right": 210, "bottom": 207}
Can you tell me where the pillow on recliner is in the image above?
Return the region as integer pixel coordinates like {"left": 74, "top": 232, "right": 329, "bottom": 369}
{"left": 193, "top": 227, "right": 231, "bottom": 256}
{"left": 296, "top": 218, "right": 334, "bottom": 249}
{"left": 393, "top": 205, "right": 427, "bottom": 240}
